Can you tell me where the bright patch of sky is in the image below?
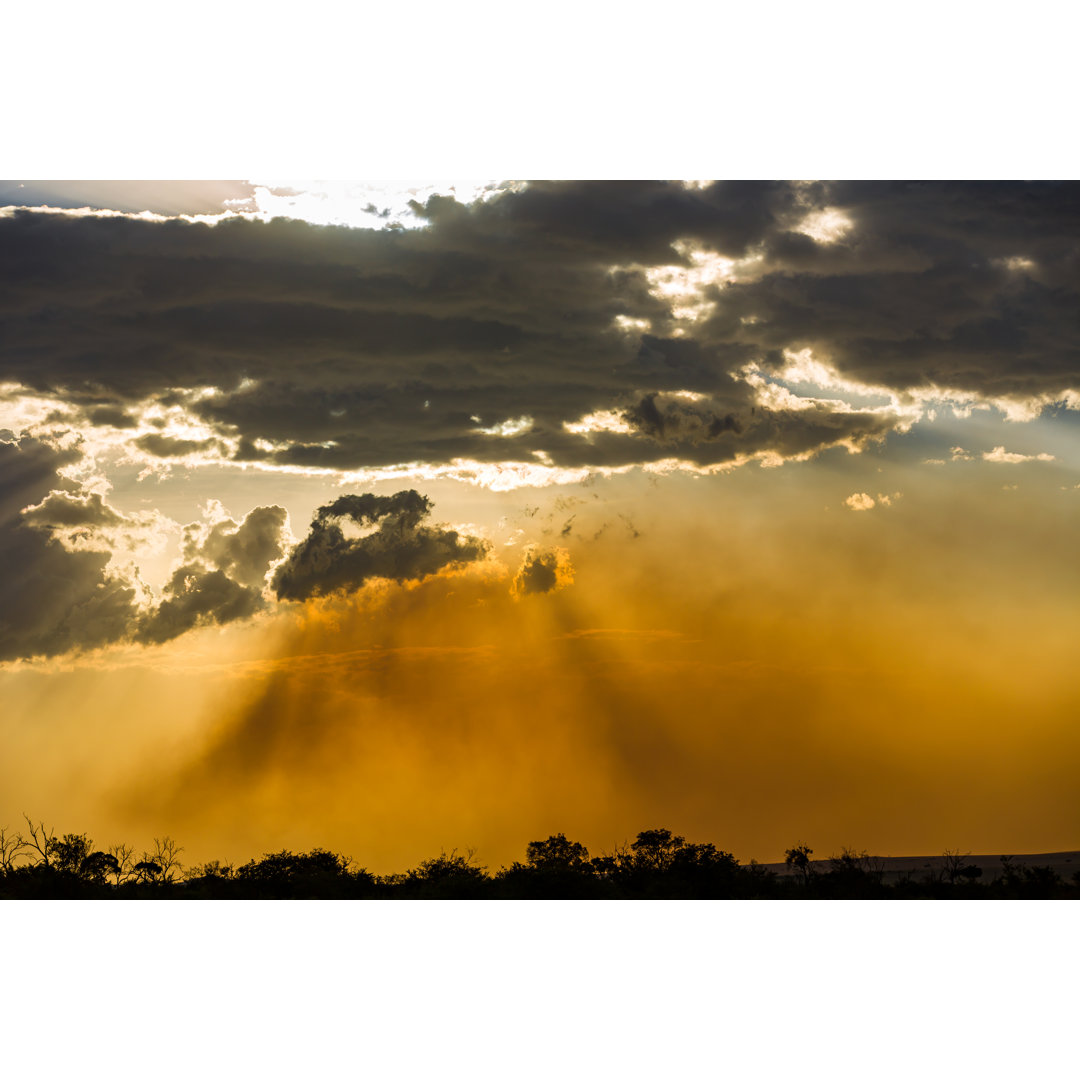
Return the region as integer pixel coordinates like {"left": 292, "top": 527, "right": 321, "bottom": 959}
{"left": 232, "top": 180, "right": 522, "bottom": 229}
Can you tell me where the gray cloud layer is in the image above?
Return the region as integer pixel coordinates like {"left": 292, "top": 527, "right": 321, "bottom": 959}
{"left": 4, "top": 182, "right": 1077, "bottom": 474}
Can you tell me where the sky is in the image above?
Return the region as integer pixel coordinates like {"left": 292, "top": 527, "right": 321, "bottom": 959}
{"left": 2, "top": 179, "right": 1078, "bottom": 872}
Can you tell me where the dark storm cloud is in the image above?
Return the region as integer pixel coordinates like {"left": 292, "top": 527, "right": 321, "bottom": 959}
{"left": 272, "top": 490, "right": 490, "bottom": 601}
{"left": 0, "top": 438, "right": 141, "bottom": 661}
{"left": 2, "top": 181, "right": 1079, "bottom": 473}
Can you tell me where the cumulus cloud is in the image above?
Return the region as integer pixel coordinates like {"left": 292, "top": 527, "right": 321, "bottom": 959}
{"left": 0, "top": 435, "right": 295, "bottom": 659}
{"left": 0, "top": 443, "right": 486, "bottom": 657}
{"left": 511, "top": 547, "right": 574, "bottom": 597}
{"left": 272, "top": 490, "right": 490, "bottom": 601}
{"left": 982, "top": 445, "right": 1056, "bottom": 464}
{"left": 0, "top": 437, "right": 143, "bottom": 661}
{"left": 845, "top": 493, "right": 876, "bottom": 511}
{"left": 180, "top": 502, "right": 291, "bottom": 589}
{"left": 19, "top": 486, "right": 174, "bottom": 559}
{"left": 135, "top": 502, "right": 291, "bottom": 645}
{"left": 135, "top": 564, "right": 266, "bottom": 645}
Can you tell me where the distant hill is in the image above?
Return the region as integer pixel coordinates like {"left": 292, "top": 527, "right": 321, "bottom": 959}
{"left": 761, "top": 850, "right": 1080, "bottom": 882}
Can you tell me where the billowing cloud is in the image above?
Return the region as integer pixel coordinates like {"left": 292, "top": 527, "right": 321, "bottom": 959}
{"left": 4, "top": 182, "right": 1077, "bottom": 488}
{"left": 0, "top": 434, "right": 295, "bottom": 659}
{"left": 512, "top": 546, "right": 574, "bottom": 597}
{"left": 134, "top": 564, "right": 266, "bottom": 645}
{"left": 135, "top": 503, "right": 291, "bottom": 645}
{"left": 180, "top": 502, "right": 291, "bottom": 589}
{"left": 0, "top": 437, "right": 488, "bottom": 658}
{"left": 844, "top": 493, "right": 876, "bottom": 511}
{"left": 272, "top": 490, "right": 491, "bottom": 601}
{"left": 0, "top": 437, "right": 143, "bottom": 661}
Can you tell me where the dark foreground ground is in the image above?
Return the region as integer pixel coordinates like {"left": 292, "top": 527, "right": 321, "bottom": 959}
{"left": 3, "top": 828, "right": 1078, "bottom": 899}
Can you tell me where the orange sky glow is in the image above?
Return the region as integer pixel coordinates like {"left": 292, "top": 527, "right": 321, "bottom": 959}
{"left": 1, "top": 180, "right": 1078, "bottom": 872}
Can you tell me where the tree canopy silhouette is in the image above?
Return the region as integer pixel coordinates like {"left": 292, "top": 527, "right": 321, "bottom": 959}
{"left": 0, "top": 815, "right": 1076, "bottom": 899}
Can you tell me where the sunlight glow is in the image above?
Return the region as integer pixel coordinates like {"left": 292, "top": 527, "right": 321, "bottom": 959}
{"left": 563, "top": 410, "right": 634, "bottom": 437}
{"left": 795, "top": 207, "right": 853, "bottom": 244}
{"left": 473, "top": 416, "right": 534, "bottom": 437}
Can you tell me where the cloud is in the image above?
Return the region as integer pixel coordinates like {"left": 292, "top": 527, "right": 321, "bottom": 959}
{"left": 0, "top": 437, "right": 143, "bottom": 661}
{"left": 135, "top": 502, "right": 291, "bottom": 645}
{"left": 2, "top": 182, "right": 1079, "bottom": 487}
{"left": 181, "top": 502, "right": 291, "bottom": 589}
{"left": 134, "top": 433, "right": 225, "bottom": 459}
{"left": 134, "top": 565, "right": 266, "bottom": 645}
{"left": 511, "top": 547, "right": 574, "bottom": 597}
{"left": 0, "top": 435, "right": 296, "bottom": 659}
{"left": 845, "top": 493, "right": 876, "bottom": 511}
{"left": 272, "top": 490, "right": 491, "bottom": 601}
{"left": 0, "top": 443, "right": 486, "bottom": 657}
{"left": 982, "top": 445, "right": 1056, "bottom": 464}
{"left": 21, "top": 489, "right": 125, "bottom": 530}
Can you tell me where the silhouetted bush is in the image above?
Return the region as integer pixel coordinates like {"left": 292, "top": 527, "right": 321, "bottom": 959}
{"left": 1, "top": 817, "right": 1076, "bottom": 899}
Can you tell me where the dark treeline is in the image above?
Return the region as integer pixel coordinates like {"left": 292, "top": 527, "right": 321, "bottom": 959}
{"left": 1, "top": 818, "right": 1076, "bottom": 899}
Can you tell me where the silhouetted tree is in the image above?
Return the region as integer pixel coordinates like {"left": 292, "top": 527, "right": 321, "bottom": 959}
{"left": 630, "top": 829, "right": 685, "bottom": 872}
{"left": 51, "top": 834, "right": 93, "bottom": 876}
{"left": 942, "top": 849, "right": 974, "bottom": 885}
{"left": 495, "top": 834, "right": 602, "bottom": 897}
{"left": 820, "top": 847, "right": 884, "bottom": 898}
{"left": 237, "top": 849, "right": 347, "bottom": 883}
{"left": 185, "top": 859, "right": 234, "bottom": 882}
{"left": 107, "top": 843, "right": 136, "bottom": 886}
{"left": 526, "top": 833, "right": 590, "bottom": 872}
{"left": 0, "top": 826, "right": 27, "bottom": 872}
{"left": 1019, "top": 865, "right": 1061, "bottom": 891}
{"left": 668, "top": 843, "right": 743, "bottom": 898}
{"left": 20, "top": 814, "right": 57, "bottom": 869}
{"left": 406, "top": 849, "right": 488, "bottom": 898}
{"left": 589, "top": 854, "right": 619, "bottom": 879}
{"left": 80, "top": 850, "right": 120, "bottom": 884}
{"left": 150, "top": 837, "right": 184, "bottom": 883}
{"left": 133, "top": 860, "right": 163, "bottom": 885}
{"left": 785, "top": 844, "right": 814, "bottom": 887}
{"left": 2, "top": 818, "right": 1076, "bottom": 900}
{"left": 671, "top": 842, "right": 739, "bottom": 873}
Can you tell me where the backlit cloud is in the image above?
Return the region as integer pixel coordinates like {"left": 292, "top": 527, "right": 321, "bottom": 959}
{"left": 0, "top": 437, "right": 144, "bottom": 661}
{"left": 982, "top": 445, "right": 1056, "bottom": 464}
{"left": 511, "top": 546, "right": 574, "bottom": 597}
{"left": 4, "top": 182, "right": 1077, "bottom": 493}
{"left": 272, "top": 490, "right": 491, "bottom": 601}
